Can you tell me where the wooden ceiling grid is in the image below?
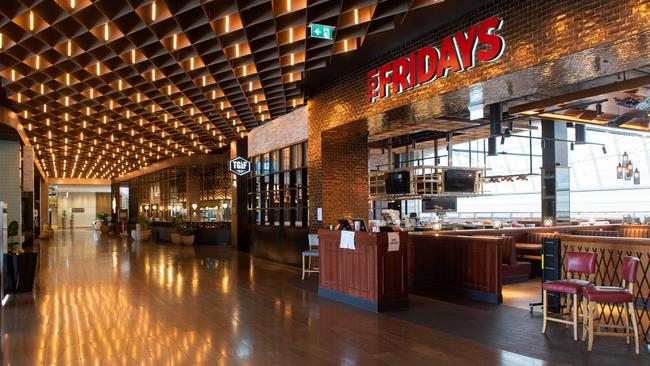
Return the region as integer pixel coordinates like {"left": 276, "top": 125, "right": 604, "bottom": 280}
{"left": 0, "top": 0, "right": 444, "bottom": 178}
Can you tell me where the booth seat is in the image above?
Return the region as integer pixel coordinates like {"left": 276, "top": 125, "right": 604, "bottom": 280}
{"left": 618, "top": 226, "right": 650, "bottom": 238}
{"left": 501, "top": 235, "right": 532, "bottom": 284}
{"left": 571, "top": 229, "right": 619, "bottom": 237}
{"left": 526, "top": 231, "right": 560, "bottom": 244}
{"left": 472, "top": 235, "right": 531, "bottom": 283}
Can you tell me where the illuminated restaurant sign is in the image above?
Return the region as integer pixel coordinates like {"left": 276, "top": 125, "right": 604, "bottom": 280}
{"left": 367, "top": 17, "right": 505, "bottom": 103}
{"left": 229, "top": 157, "right": 251, "bottom": 176}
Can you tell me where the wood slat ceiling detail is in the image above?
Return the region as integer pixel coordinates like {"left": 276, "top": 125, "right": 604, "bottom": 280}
{"left": 0, "top": 0, "right": 444, "bottom": 179}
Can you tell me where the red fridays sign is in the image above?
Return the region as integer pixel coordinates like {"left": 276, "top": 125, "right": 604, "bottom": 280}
{"left": 367, "top": 17, "right": 505, "bottom": 103}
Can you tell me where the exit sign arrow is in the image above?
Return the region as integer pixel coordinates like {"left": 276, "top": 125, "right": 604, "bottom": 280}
{"left": 309, "top": 23, "right": 335, "bottom": 40}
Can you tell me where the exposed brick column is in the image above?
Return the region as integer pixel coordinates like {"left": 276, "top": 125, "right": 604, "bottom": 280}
{"left": 320, "top": 119, "right": 369, "bottom": 227}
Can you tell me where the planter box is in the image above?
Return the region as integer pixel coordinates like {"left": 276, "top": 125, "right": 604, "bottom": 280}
{"left": 171, "top": 233, "right": 182, "bottom": 245}
{"left": 3, "top": 253, "right": 38, "bottom": 293}
{"left": 181, "top": 235, "right": 195, "bottom": 245}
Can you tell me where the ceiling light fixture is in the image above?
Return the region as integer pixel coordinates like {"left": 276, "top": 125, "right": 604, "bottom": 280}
{"left": 29, "top": 11, "right": 34, "bottom": 31}
{"left": 173, "top": 34, "right": 178, "bottom": 49}
{"left": 151, "top": 1, "right": 156, "bottom": 21}
{"left": 225, "top": 15, "right": 230, "bottom": 33}
{"left": 104, "top": 23, "right": 109, "bottom": 41}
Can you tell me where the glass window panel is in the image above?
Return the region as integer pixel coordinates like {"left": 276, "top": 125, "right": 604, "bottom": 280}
{"left": 271, "top": 150, "right": 279, "bottom": 173}
{"left": 282, "top": 148, "right": 291, "bottom": 171}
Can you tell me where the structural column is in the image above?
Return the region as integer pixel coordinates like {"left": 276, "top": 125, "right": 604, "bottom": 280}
{"left": 230, "top": 138, "right": 249, "bottom": 251}
{"left": 541, "top": 119, "right": 570, "bottom": 224}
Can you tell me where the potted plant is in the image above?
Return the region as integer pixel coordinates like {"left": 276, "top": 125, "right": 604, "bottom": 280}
{"left": 69, "top": 212, "right": 74, "bottom": 230}
{"left": 131, "top": 214, "right": 152, "bottom": 241}
{"left": 39, "top": 224, "right": 53, "bottom": 240}
{"left": 96, "top": 212, "right": 110, "bottom": 234}
{"left": 180, "top": 225, "right": 195, "bottom": 245}
{"left": 61, "top": 209, "right": 67, "bottom": 229}
{"left": 3, "top": 221, "right": 38, "bottom": 293}
{"left": 170, "top": 215, "right": 184, "bottom": 245}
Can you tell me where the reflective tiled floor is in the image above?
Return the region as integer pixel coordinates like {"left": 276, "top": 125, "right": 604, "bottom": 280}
{"left": 0, "top": 230, "right": 644, "bottom": 365}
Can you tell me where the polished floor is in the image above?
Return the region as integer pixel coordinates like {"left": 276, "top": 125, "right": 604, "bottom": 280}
{"left": 0, "top": 230, "right": 646, "bottom": 365}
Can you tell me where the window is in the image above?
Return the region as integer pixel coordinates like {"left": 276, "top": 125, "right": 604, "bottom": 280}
{"left": 248, "top": 142, "right": 308, "bottom": 227}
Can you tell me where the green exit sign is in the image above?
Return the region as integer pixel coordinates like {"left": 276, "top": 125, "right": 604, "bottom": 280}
{"left": 309, "top": 24, "right": 335, "bottom": 40}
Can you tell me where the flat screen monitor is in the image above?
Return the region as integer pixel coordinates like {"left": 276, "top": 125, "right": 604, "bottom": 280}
{"left": 444, "top": 170, "right": 476, "bottom": 193}
{"left": 385, "top": 171, "right": 410, "bottom": 194}
{"left": 422, "top": 197, "right": 458, "bottom": 212}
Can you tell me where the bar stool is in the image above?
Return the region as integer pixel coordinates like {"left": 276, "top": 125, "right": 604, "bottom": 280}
{"left": 542, "top": 251, "right": 597, "bottom": 341}
{"left": 301, "top": 234, "right": 319, "bottom": 280}
{"left": 583, "top": 256, "right": 640, "bottom": 354}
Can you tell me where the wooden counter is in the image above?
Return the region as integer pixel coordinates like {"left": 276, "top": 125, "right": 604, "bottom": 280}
{"left": 408, "top": 233, "right": 506, "bottom": 304}
{"left": 318, "top": 229, "right": 409, "bottom": 311}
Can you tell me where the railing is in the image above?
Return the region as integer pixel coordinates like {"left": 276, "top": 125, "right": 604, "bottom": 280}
{"left": 431, "top": 211, "right": 650, "bottom": 222}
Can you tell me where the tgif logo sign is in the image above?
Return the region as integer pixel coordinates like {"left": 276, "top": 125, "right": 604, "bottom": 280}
{"left": 367, "top": 17, "right": 505, "bottom": 103}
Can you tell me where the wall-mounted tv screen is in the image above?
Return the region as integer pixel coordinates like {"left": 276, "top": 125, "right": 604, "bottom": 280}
{"left": 385, "top": 171, "right": 410, "bottom": 194}
{"left": 422, "top": 197, "right": 458, "bottom": 212}
{"left": 444, "top": 170, "right": 476, "bottom": 193}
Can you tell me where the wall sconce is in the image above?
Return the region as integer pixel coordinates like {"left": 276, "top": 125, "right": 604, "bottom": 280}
{"left": 191, "top": 203, "right": 198, "bottom": 210}
{"left": 152, "top": 204, "right": 157, "bottom": 211}
{"left": 492, "top": 220, "right": 503, "bottom": 230}
{"left": 543, "top": 217, "right": 554, "bottom": 227}
{"left": 432, "top": 222, "right": 442, "bottom": 231}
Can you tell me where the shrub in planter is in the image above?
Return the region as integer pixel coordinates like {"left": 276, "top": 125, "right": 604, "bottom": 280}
{"left": 61, "top": 209, "right": 67, "bottom": 229}
{"left": 131, "top": 214, "right": 152, "bottom": 241}
{"left": 170, "top": 215, "right": 184, "bottom": 245}
{"left": 180, "top": 225, "right": 195, "bottom": 245}
{"left": 96, "top": 212, "right": 110, "bottom": 234}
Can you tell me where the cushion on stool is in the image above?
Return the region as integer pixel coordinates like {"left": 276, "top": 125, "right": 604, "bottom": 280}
{"left": 583, "top": 285, "right": 633, "bottom": 303}
{"left": 302, "top": 250, "right": 319, "bottom": 257}
{"left": 543, "top": 279, "right": 591, "bottom": 294}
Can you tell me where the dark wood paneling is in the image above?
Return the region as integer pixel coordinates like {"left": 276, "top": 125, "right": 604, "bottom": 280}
{"left": 250, "top": 225, "right": 309, "bottom": 266}
{"left": 408, "top": 234, "right": 504, "bottom": 303}
{"left": 318, "top": 229, "right": 408, "bottom": 310}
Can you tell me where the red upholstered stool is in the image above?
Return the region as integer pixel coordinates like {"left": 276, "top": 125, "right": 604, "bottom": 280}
{"left": 583, "top": 256, "right": 640, "bottom": 354}
{"left": 542, "top": 251, "right": 597, "bottom": 341}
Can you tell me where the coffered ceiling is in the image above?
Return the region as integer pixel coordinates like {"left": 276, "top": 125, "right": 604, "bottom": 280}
{"left": 0, "top": 0, "right": 445, "bottom": 179}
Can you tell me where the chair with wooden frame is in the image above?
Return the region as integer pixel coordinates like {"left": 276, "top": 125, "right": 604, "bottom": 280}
{"left": 542, "top": 251, "right": 597, "bottom": 341}
{"left": 582, "top": 256, "right": 640, "bottom": 354}
{"left": 302, "top": 234, "right": 319, "bottom": 280}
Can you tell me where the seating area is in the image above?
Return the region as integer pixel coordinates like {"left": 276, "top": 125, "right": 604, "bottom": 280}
{"left": 541, "top": 252, "right": 641, "bottom": 354}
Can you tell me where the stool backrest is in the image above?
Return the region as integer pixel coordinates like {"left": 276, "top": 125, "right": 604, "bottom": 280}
{"left": 308, "top": 234, "right": 319, "bottom": 250}
{"left": 622, "top": 256, "right": 640, "bottom": 291}
{"left": 566, "top": 251, "right": 597, "bottom": 275}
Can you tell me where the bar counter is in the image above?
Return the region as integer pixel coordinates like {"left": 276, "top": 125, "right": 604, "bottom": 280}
{"left": 318, "top": 229, "right": 409, "bottom": 311}
{"left": 408, "top": 233, "right": 506, "bottom": 303}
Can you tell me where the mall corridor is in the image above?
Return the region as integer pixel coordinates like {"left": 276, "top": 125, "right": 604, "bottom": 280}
{"left": 1, "top": 230, "right": 644, "bottom": 365}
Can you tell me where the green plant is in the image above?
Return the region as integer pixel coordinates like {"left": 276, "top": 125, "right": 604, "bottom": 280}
{"left": 136, "top": 214, "right": 149, "bottom": 227}
{"left": 8, "top": 220, "right": 18, "bottom": 244}
{"left": 180, "top": 225, "right": 195, "bottom": 236}
{"left": 61, "top": 209, "right": 67, "bottom": 218}
{"left": 96, "top": 212, "right": 108, "bottom": 221}
{"left": 9, "top": 246, "right": 24, "bottom": 255}
{"left": 171, "top": 214, "right": 185, "bottom": 232}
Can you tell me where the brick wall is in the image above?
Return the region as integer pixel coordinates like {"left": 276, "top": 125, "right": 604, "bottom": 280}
{"left": 248, "top": 106, "right": 307, "bottom": 157}
{"left": 308, "top": 0, "right": 650, "bottom": 228}
{"left": 321, "top": 120, "right": 369, "bottom": 225}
